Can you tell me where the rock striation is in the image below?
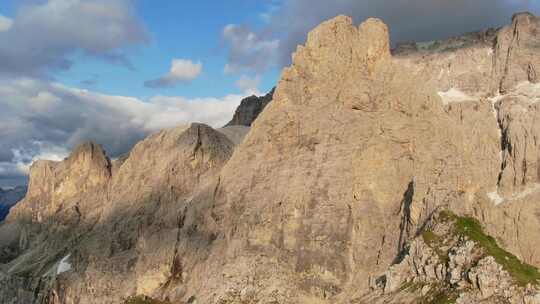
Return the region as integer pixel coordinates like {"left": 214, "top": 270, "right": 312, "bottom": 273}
{"left": 1, "top": 12, "right": 540, "bottom": 304}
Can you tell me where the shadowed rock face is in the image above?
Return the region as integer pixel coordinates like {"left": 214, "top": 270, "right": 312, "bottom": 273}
{"left": 0, "top": 186, "right": 27, "bottom": 222}
{"left": 1, "top": 12, "right": 540, "bottom": 304}
{"left": 0, "top": 123, "right": 236, "bottom": 303}
{"left": 225, "top": 88, "right": 275, "bottom": 127}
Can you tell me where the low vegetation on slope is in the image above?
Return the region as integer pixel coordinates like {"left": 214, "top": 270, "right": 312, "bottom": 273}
{"left": 439, "top": 211, "right": 540, "bottom": 287}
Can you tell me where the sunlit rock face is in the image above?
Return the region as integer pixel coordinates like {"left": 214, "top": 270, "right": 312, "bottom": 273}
{"left": 1, "top": 12, "right": 540, "bottom": 304}
{"left": 393, "top": 11, "right": 540, "bottom": 271}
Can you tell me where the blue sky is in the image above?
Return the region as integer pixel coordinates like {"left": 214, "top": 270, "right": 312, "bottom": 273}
{"left": 59, "top": 1, "right": 281, "bottom": 99}
{"left": 1, "top": 0, "right": 280, "bottom": 99}
{"left": 0, "top": 0, "right": 538, "bottom": 187}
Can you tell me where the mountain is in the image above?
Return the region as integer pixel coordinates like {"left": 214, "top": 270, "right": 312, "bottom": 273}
{"left": 0, "top": 186, "right": 27, "bottom": 222}
{"left": 225, "top": 88, "right": 274, "bottom": 127}
{"left": 1, "top": 12, "right": 540, "bottom": 304}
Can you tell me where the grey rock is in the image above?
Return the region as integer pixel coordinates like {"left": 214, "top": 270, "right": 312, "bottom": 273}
{"left": 225, "top": 88, "right": 274, "bottom": 127}
{"left": 0, "top": 186, "right": 27, "bottom": 222}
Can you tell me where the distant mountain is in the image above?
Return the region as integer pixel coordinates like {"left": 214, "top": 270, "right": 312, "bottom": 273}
{"left": 225, "top": 88, "right": 274, "bottom": 127}
{"left": 0, "top": 186, "right": 27, "bottom": 221}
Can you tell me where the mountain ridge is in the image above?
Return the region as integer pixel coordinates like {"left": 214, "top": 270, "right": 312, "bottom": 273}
{"left": 1, "top": 12, "right": 540, "bottom": 304}
{"left": 225, "top": 88, "right": 275, "bottom": 127}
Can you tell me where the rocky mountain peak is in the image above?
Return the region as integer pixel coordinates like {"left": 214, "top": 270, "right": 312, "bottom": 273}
{"left": 297, "top": 16, "right": 391, "bottom": 79}
{"left": 68, "top": 141, "right": 108, "bottom": 162}
{"left": 357, "top": 17, "right": 391, "bottom": 66}
{"left": 225, "top": 88, "right": 275, "bottom": 127}
{"left": 2, "top": 12, "right": 540, "bottom": 304}
{"left": 68, "top": 141, "right": 109, "bottom": 178}
{"left": 54, "top": 141, "right": 111, "bottom": 198}
{"left": 305, "top": 16, "right": 390, "bottom": 60}
{"left": 277, "top": 16, "right": 395, "bottom": 112}
{"left": 494, "top": 11, "right": 540, "bottom": 93}
{"left": 513, "top": 11, "right": 536, "bottom": 23}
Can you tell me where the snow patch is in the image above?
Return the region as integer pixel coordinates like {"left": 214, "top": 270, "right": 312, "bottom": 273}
{"left": 512, "top": 81, "right": 540, "bottom": 103}
{"left": 57, "top": 254, "right": 72, "bottom": 275}
{"left": 489, "top": 94, "right": 505, "bottom": 105}
{"left": 488, "top": 184, "right": 540, "bottom": 206}
{"left": 438, "top": 88, "right": 474, "bottom": 105}
{"left": 487, "top": 191, "right": 504, "bottom": 205}
{"left": 510, "top": 183, "right": 540, "bottom": 201}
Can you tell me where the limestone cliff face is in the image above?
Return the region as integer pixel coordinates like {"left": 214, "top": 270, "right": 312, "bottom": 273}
{"left": 203, "top": 16, "right": 500, "bottom": 303}
{"left": 1, "top": 13, "right": 540, "bottom": 304}
{"left": 8, "top": 142, "right": 111, "bottom": 223}
{"left": 0, "top": 124, "right": 236, "bottom": 303}
{"left": 393, "top": 11, "right": 540, "bottom": 270}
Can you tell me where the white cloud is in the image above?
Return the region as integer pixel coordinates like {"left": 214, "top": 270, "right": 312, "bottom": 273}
{"left": 170, "top": 59, "right": 202, "bottom": 81}
{"left": 0, "top": 15, "right": 13, "bottom": 32}
{"left": 146, "top": 94, "right": 245, "bottom": 130}
{"left": 222, "top": 24, "right": 279, "bottom": 74}
{"left": 145, "top": 59, "right": 203, "bottom": 88}
{"left": 249, "top": 0, "right": 540, "bottom": 67}
{"left": 12, "top": 143, "right": 69, "bottom": 175}
{"left": 235, "top": 75, "right": 261, "bottom": 94}
{"left": 0, "top": 78, "right": 245, "bottom": 179}
{"left": 0, "top": 0, "right": 148, "bottom": 77}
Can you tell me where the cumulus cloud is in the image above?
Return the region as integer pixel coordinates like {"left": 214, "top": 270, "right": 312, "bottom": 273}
{"left": 227, "top": 0, "right": 539, "bottom": 69}
{"left": 222, "top": 24, "right": 279, "bottom": 74}
{"left": 235, "top": 75, "right": 261, "bottom": 94}
{"left": 0, "top": 0, "right": 148, "bottom": 77}
{"left": 145, "top": 59, "right": 202, "bottom": 88}
{"left": 0, "top": 78, "right": 245, "bottom": 182}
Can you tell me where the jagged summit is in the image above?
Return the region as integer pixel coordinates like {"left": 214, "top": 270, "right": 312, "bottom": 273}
{"left": 513, "top": 11, "right": 536, "bottom": 22}
{"left": 225, "top": 88, "right": 275, "bottom": 127}
{"left": 393, "top": 11, "right": 540, "bottom": 97}
{"left": 2, "top": 13, "right": 540, "bottom": 304}
{"left": 68, "top": 141, "right": 109, "bottom": 163}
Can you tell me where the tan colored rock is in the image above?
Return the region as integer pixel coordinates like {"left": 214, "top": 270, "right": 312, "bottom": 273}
{"left": 1, "top": 12, "right": 540, "bottom": 304}
{"left": 0, "top": 124, "right": 236, "bottom": 304}
{"left": 493, "top": 13, "right": 540, "bottom": 94}
{"left": 468, "top": 256, "right": 512, "bottom": 300}
{"left": 394, "top": 11, "right": 540, "bottom": 272}
{"left": 201, "top": 15, "right": 500, "bottom": 303}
